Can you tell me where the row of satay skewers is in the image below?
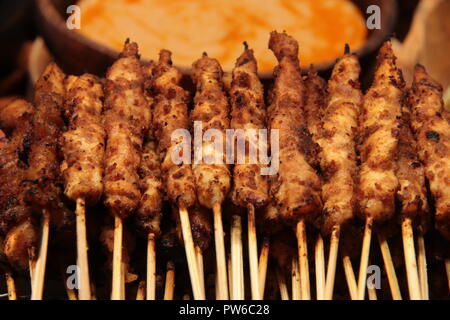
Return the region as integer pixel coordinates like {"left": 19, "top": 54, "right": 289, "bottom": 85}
{"left": 0, "top": 31, "right": 449, "bottom": 300}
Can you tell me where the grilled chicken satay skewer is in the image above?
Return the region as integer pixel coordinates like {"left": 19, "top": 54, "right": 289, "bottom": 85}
{"left": 191, "top": 54, "right": 231, "bottom": 299}
{"left": 151, "top": 50, "right": 203, "bottom": 299}
{"left": 268, "top": 31, "right": 323, "bottom": 300}
{"left": 309, "top": 48, "right": 363, "bottom": 299}
{"left": 138, "top": 61, "right": 164, "bottom": 300}
{"left": 24, "top": 63, "right": 68, "bottom": 300}
{"left": 409, "top": 64, "right": 450, "bottom": 297}
{"left": 358, "top": 42, "right": 406, "bottom": 300}
{"left": 61, "top": 74, "right": 106, "bottom": 300}
{"left": 394, "top": 101, "right": 429, "bottom": 300}
{"left": 303, "top": 67, "right": 327, "bottom": 299}
{"left": 0, "top": 109, "right": 38, "bottom": 300}
{"left": 229, "top": 44, "right": 269, "bottom": 300}
{"left": 103, "top": 41, "right": 150, "bottom": 300}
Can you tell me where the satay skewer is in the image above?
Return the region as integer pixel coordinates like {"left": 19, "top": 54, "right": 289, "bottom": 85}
{"left": 357, "top": 42, "right": 404, "bottom": 299}
{"left": 445, "top": 259, "right": 450, "bottom": 292}
{"left": 61, "top": 73, "right": 106, "bottom": 300}
{"left": 229, "top": 44, "right": 269, "bottom": 300}
{"left": 32, "top": 211, "right": 50, "bottom": 300}
{"left": 111, "top": 216, "right": 123, "bottom": 300}
{"left": 136, "top": 280, "right": 146, "bottom": 300}
{"left": 325, "top": 227, "right": 339, "bottom": 299}
{"left": 401, "top": 218, "right": 421, "bottom": 300}
{"left": 276, "top": 269, "right": 289, "bottom": 300}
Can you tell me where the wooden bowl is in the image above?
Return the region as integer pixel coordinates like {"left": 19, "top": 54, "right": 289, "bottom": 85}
{"left": 36, "top": 0, "right": 397, "bottom": 77}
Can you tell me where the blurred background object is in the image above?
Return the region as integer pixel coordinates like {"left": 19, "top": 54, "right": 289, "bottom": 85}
{"left": 36, "top": 0, "right": 397, "bottom": 78}
{"left": 392, "top": 0, "right": 450, "bottom": 110}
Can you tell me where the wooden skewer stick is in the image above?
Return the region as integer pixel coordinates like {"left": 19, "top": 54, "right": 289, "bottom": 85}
{"left": 377, "top": 232, "right": 402, "bottom": 300}
{"left": 315, "top": 233, "right": 326, "bottom": 300}
{"left": 416, "top": 227, "right": 429, "bottom": 300}
{"left": 195, "top": 246, "right": 205, "bottom": 297}
{"left": 146, "top": 233, "right": 156, "bottom": 300}
{"left": 296, "top": 218, "right": 310, "bottom": 300}
{"left": 247, "top": 204, "right": 260, "bottom": 300}
{"left": 31, "top": 210, "right": 50, "bottom": 300}
{"left": 28, "top": 247, "right": 36, "bottom": 285}
{"left": 291, "top": 257, "right": 301, "bottom": 300}
{"left": 111, "top": 215, "right": 123, "bottom": 300}
{"left": 258, "top": 237, "right": 270, "bottom": 299}
{"left": 5, "top": 272, "right": 17, "bottom": 300}
{"left": 179, "top": 207, "right": 204, "bottom": 300}
{"left": 231, "top": 215, "right": 244, "bottom": 300}
{"left": 60, "top": 266, "right": 78, "bottom": 300}
{"left": 136, "top": 280, "right": 146, "bottom": 300}
{"left": 445, "top": 258, "right": 450, "bottom": 292}
{"left": 367, "top": 285, "right": 378, "bottom": 300}
{"left": 227, "top": 254, "right": 232, "bottom": 298}
{"left": 325, "top": 226, "right": 340, "bottom": 300}
{"left": 401, "top": 217, "right": 421, "bottom": 300}
{"left": 276, "top": 268, "right": 289, "bottom": 300}
{"left": 213, "top": 203, "right": 228, "bottom": 299}
{"left": 75, "top": 198, "right": 91, "bottom": 300}
{"left": 357, "top": 217, "right": 373, "bottom": 300}
{"left": 341, "top": 250, "right": 358, "bottom": 300}
{"left": 164, "top": 261, "right": 175, "bottom": 300}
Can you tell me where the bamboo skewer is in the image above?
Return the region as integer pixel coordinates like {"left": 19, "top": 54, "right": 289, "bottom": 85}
{"left": 231, "top": 215, "right": 244, "bottom": 300}
{"left": 357, "top": 217, "right": 373, "bottom": 300}
{"left": 136, "top": 280, "right": 146, "bottom": 300}
{"left": 31, "top": 210, "right": 50, "bottom": 300}
{"left": 75, "top": 198, "right": 91, "bottom": 300}
{"left": 276, "top": 268, "right": 289, "bottom": 300}
{"left": 213, "top": 203, "right": 228, "bottom": 299}
{"left": 164, "top": 261, "right": 175, "bottom": 300}
{"left": 296, "top": 218, "right": 310, "bottom": 300}
{"left": 258, "top": 237, "right": 270, "bottom": 299}
{"left": 60, "top": 267, "right": 78, "bottom": 300}
{"left": 247, "top": 204, "right": 260, "bottom": 300}
{"left": 342, "top": 252, "right": 358, "bottom": 300}
{"left": 368, "top": 285, "right": 378, "bottom": 300}
{"left": 146, "top": 233, "right": 156, "bottom": 300}
{"left": 324, "top": 227, "right": 340, "bottom": 300}
{"left": 227, "top": 254, "right": 232, "bottom": 298}
{"left": 111, "top": 215, "right": 123, "bottom": 300}
{"left": 195, "top": 246, "right": 205, "bottom": 297}
{"left": 179, "top": 207, "right": 204, "bottom": 300}
{"left": 416, "top": 227, "right": 429, "bottom": 300}
{"left": 445, "top": 258, "right": 450, "bottom": 292}
{"left": 377, "top": 232, "right": 402, "bottom": 300}
{"left": 5, "top": 272, "right": 17, "bottom": 300}
{"left": 315, "top": 234, "right": 326, "bottom": 300}
{"left": 291, "top": 257, "right": 301, "bottom": 300}
{"left": 28, "top": 247, "right": 36, "bottom": 285}
{"left": 401, "top": 217, "right": 421, "bottom": 300}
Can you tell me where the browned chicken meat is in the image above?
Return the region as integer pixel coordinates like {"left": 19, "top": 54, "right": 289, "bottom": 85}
{"left": 408, "top": 65, "right": 450, "bottom": 239}
{"left": 358, "top": 42, "right": 403, "bottom": 222}
{"left": 318, "top": 51, "right": 362, "bottom": 235}
{"left": 191, "top": 53, "right": 231, "bottom": 209}
{"left": 24, "top": 63, "right": 73, "bottom": 228}
{"left": 0, "top": 99, "right": 34, "bottom": 135}
{"left": 230, "top": 43, "right": 269, "bottom": 209}
{"left": 396, "top": 105, "right": 429, "bottom": 226}
{"left": 151, "top": 50, "right": 197, "bottom": 210}
{"left": 267, "top": 31, "right": 322, "bottom": 223}
{"left": 61, "top": 74, "right": 106, "bottom": 205}
{"left": 104, "top": 41, "right": 150, "bottom": 218}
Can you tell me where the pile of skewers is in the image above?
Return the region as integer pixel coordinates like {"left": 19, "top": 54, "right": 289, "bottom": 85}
{"left": 0, "top": 31, "right": 449, "bottom": 300}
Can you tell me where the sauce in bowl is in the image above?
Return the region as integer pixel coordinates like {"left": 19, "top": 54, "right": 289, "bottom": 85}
{"left": 77, "top": 0, "right": 367, "bottom": 72}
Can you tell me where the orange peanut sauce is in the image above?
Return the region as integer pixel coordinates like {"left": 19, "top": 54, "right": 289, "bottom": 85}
{"left": 77, "top": 0, "right": 367, "bottom": 73}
